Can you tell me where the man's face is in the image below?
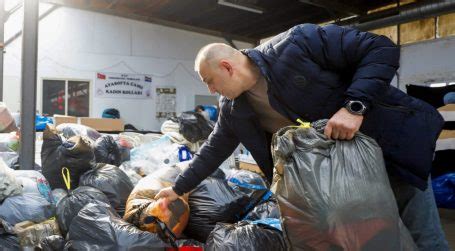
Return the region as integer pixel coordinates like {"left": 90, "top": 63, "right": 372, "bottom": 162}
{"left": 198, "top": 61, "right": 243, "bottom": 100}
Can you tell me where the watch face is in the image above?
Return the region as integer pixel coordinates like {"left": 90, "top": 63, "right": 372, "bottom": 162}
{"left": 351, "top": 101, "right": 364, "bottom": 112}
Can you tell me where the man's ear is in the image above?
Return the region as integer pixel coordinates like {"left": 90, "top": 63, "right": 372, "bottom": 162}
{"left": 219, "top": 60, "right": 233, "bottom": 76}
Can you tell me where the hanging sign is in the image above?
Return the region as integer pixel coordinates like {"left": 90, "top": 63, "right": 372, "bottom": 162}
{"left": 95, "top": 72, "right": 152, "bottom": 99}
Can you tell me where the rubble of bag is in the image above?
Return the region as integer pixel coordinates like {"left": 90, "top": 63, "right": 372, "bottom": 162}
{"left": 41, "top": 125, "right": 96, "bottom": 189}
{"left": 56, "top": 186, "right": 110, "bottom": 235}
{"left": 0, "top": 159, "right": 22, "bottom": 201}
{"left": 66, "top": 202, "right": 169, "bottom": 250}
{"left": 38, "top": 235, "right": 66, "bottom": 251}
{"left": 79, "top": 163, "right": 134, "bottom": 216}
{"left": 244, "top": 199, "right": 281, "bottom": 221}
{"left": 185, "top": 177, "right": 252, "bottom": 242}
{"left": 0, "top": 102, "right": 18, "bottom": 133}
{"left": 0, "top": 132, "right": 19, "bottom": 152}
{"left": 94, "top": 135, "right": 121, "bottom": 166}
{"left": 271, "top": 123, "right": 417, "bottom": 251}
{"left": 432, "top": 173, "right": 455, "bottom": 209}
{"left": 56, "top": 123, "right": 101, "bottom": 141}
{"left": 124, "top": 165, "right": 189, "bottom": 238}
{"left": 14, "top": 219, "right": 61, "bottom": 248}
{"left": 176, "top": 112, "right": 214, "bottom": 143}
{"left": 205, "top": 221, "right": 286, "bottom": 251}
{"left": 130, "top": 136, "right": 181, "bottom": 170}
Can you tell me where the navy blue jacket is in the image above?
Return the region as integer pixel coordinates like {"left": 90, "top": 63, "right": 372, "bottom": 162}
{"left": 173, "top": 24, "right": 444, "bottom": 194}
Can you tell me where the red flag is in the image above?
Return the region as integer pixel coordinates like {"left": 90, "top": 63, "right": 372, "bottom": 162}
{"left": 97, "top": 73, "right": 106, "bottom": 79}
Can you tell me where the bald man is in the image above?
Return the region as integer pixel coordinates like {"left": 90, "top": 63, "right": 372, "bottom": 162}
{"left": 156, "top": 24, "right": 448, "bottom": 249}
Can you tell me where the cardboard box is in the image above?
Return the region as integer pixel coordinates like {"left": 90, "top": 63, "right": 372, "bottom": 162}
{"left": 79, "top": 117, "right": 124, "bottom": 132}
{"left": 53, "top": 115, "right": 124, "bottom": 132}
{"left": 239, "top": 161, "right": 264, "bottom": 177}
{"left": 53, "top": 115, "right": 77, "bottom": 126}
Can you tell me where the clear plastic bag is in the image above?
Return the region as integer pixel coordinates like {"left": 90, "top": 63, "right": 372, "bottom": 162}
{"left": 56, "top": 123, "right": 101, "bottom": 141}
{"left": 130, "top": 136, "right": 180, "bottom": 168}
{"left": 0, "top": 132, "right": 19, "bottom": 152}
{"left": 0, "top": 159, "right": 22, "bottom": 201}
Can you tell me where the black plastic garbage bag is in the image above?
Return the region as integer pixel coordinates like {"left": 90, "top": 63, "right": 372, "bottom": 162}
{"left": 205, "top": 221, "right": 286, "bottom": 251}
{"left": 0, "top": 234, "right": 20, "bottom": 250}
{"left": 56, "top": 123, "right": 101, "bottom": 141}
{"left": 79, "top": 163, "right": 134, "bottom": 216}
{"left": 177, "top": 112, "right": 214, "bottom": 143}
{"left": 65, "top": 202, "right": 168, "bottom": 251}
{"left": 184, "top": 177, "right": 251, "bottom": 242}
{"left": 272, "top": 123, "right": 417, "bottom": 250}
{"left": 226, "top": 170, "right": 272, "bottom": 216}
{"left": 244, "top": 199, "right": 281, "bottom": 221}
{"left": 41, "top": 125, "right": 96, "bottom": 190}
{"left": 94, "top": 135, "right": 121, "bottom": 166}
{"left": 56, "top": 186, "right": 110, "bottom": 235}
{"left": 38, "top": 235, "right": 66, "bottom": 251}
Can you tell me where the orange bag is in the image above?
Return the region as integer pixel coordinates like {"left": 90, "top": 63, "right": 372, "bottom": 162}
{"left": 124, "top": 165, "right": 189, "bottom": 238}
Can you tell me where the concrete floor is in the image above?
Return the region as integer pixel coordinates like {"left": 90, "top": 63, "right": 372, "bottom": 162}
{"left": 440, "top": 209, "right": 455, "bottom": 249}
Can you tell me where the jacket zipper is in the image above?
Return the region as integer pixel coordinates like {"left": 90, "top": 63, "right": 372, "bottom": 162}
{"left": 375, "top": 101, "right": 414, "bottom": 114}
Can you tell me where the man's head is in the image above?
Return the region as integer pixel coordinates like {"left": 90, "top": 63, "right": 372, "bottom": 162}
{"left": 194, "top": 43, "right": 257, "bottom": 100}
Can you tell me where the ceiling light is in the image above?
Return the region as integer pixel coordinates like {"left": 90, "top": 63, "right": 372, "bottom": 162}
{"left": 218, "top": 0, "right": 264, "bottom": 14}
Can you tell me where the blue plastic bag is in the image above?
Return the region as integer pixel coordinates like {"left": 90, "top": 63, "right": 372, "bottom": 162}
{"left": 202, "top": 105, "right": 218, "bottom": 121}
{"left": 432, "top": 173, "right": 455, "bottom": 209}
{"left": 36, "top": 115, "right": 53, "bottom": 131}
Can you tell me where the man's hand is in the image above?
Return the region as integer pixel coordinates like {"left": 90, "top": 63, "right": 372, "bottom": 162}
{"left": 324, "top": 108, "right": 363, "bottom": 140}
{"left": 154, "top": 187, "right": 179, "bottom": 202}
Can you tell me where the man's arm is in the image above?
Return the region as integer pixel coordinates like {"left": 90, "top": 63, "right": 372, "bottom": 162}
{"left": 293, "top": 24, "right": 399, "bottom": 139}
{"left": 155, "top": 104, "right": 240, "bottom": 200}
{"left": 293, "top": 23, "right": 400, "bottom": 108}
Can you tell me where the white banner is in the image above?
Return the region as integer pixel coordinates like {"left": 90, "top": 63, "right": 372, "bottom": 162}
{"left": 95, "top": 72, "right": 152, "bottom": 99}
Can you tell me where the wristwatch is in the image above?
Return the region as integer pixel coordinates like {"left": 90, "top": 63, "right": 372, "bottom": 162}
{"left": 344, "top": 100, "right": 367, "bottom": 115}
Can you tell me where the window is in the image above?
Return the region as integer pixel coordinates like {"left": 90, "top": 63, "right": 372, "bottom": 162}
{"left": 42, "top": 79, "right": 90, "bottom": 116}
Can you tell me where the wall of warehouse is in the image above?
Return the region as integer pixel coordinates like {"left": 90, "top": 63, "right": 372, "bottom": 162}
{"left": 2, "top": 3, "right": 253, "bottom": 131}
{"left": 397, "top": 36, "right": 455, "bottom": 91}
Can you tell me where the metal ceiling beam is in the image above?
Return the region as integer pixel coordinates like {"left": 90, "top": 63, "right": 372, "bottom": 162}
{"left": 4, "top": 5, "right": 59, "bottom": 47}
{"left": 40, "top": 0, "right": 257, "bottom": 44}
{"left": 298, "top": 0, "right": 363, "bottom": 16}
{"left": 352, "top": 0, "right": 455, "bottom": 31}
